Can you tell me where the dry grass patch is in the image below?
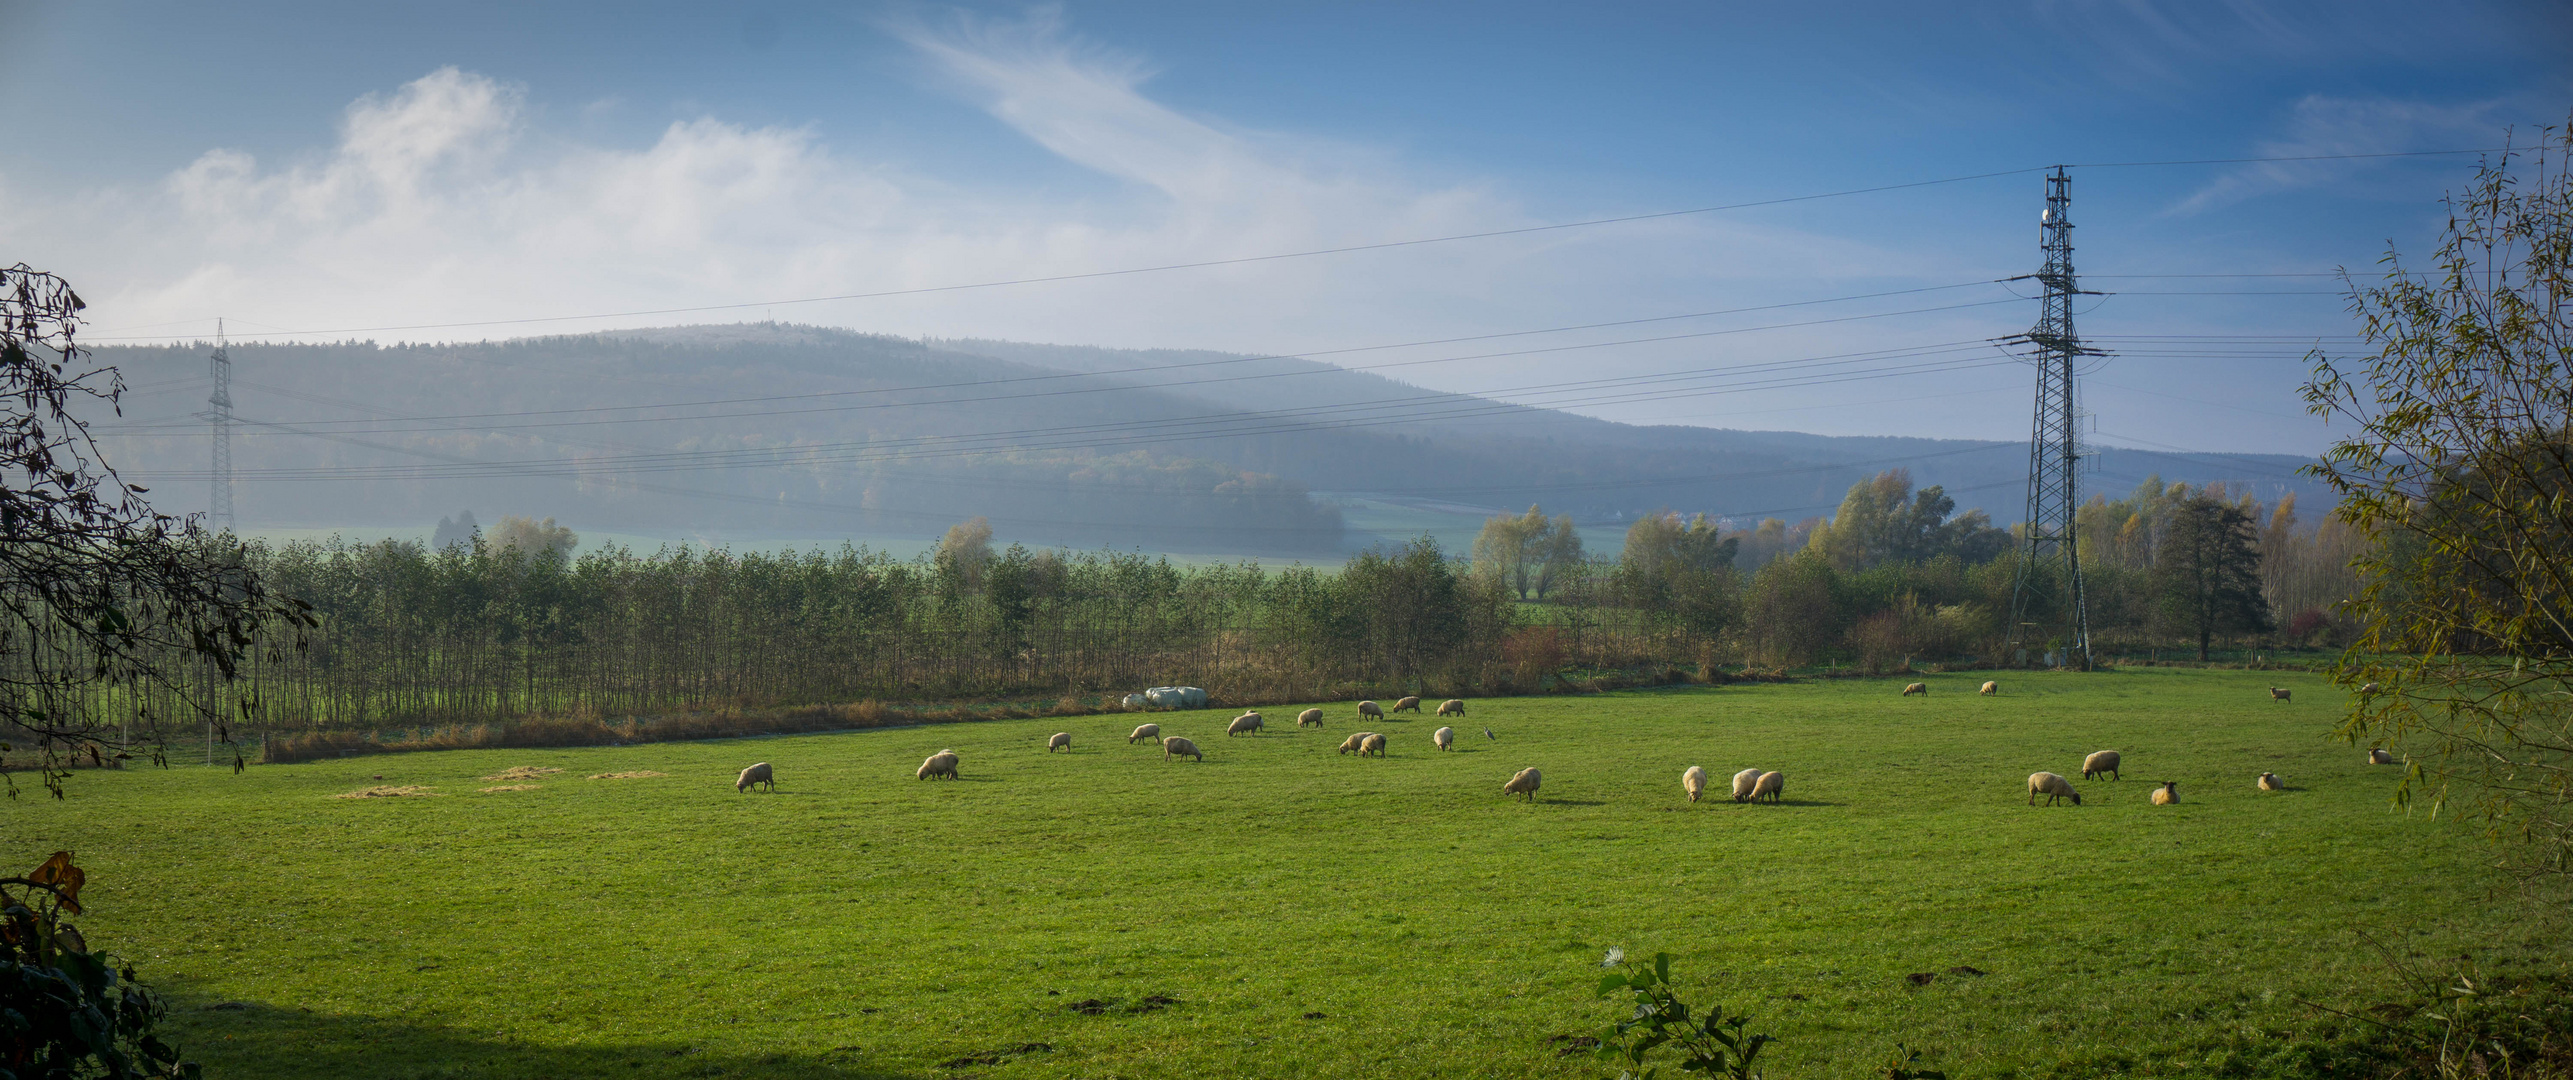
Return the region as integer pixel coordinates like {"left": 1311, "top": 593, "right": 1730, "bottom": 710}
{"left": 478, "top": 784, "right": 543, "bottom": 793}
{"left": 333, "top": 785, "right": 438, "bottom": 800}
{"left": 481, "top": 766, "right": 564, "bottom": 782}
{"left": 586, "top": 771, "right": 667, "bottom": 780}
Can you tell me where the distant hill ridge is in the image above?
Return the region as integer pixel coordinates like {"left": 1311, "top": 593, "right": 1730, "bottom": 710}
{"left": 85, "top": 323, "right": 2325, "bottom": 554}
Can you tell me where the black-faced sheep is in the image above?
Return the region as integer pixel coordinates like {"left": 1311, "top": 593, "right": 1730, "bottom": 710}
{"left": 2258, "top": 772, "right": 2283, "bottom": 791}
{"left": 917, "top": 751, "right": 960, "bottom": 780}
{"left": 2270, "top": 687, "right": 2292, "bottom": 701}
{"left": 2369, "top": 748, "right": 2398, "bottom": 765}
{"left": 2151, "top": 780, "right": 2180, "bottom": 805}
{"left": 1163, "top": 736, "right": 1204, "bottom": 762}
{"left": 2082, "top": 751, "right": 2121, "bottom": 781}
{"left": 1503, "top": 767, "right": 1541, "bottom": 802}
{"left": 736, "top": 762, "right": 774, "bottom": 793}
{"left": 2027, "top": 771, "right": 2080, "bottom": 806}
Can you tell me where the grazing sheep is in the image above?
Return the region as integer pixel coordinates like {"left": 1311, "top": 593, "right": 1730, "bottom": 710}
{"left": 1163, "top": 736, "right": 1204, "bottom": 763}
{"left": 1358, "top": 700, "right": 1386, "bottom": 721}
{"left": 1360, "top": 732, "right": 1388, "bottom": 757}
{"left": 2369, "top": 747, "right": 2398, "bottom": 765}
{"left": 1682, "top": 765, "right": 1708, "bottom": 802}
{"left": 1297, "top": 708, "right": 1325, "bottom": 728}
{"left": 1980, "top": 680, "right": 1998, "bottom": 696}
{"left": 736, "top": 762, "right": 775, "bottom": 793}
{"left": 2269, "top": 687, "right": 2292, "bottom": 702}
{"left": 1503, "top": 767, "right": 1542, "bottom": 802}
{"left": 2082, "top": 751, "right": 2122, "bottom": 781}
{"left": 1438, "top": 699, "right": 1466, "bottom": 717}
{"left": 1902, "top": 682, "right": 1928, "bottom": 696}
{"left": 1393, "top": 695, "right": 1423, "bottom": 714}
{"left": 1337, "top": 732, "right": 1371, "bottom": 755}
{"left": 2258, "top": 772, "right": 2284, "bottom": 791}
{"left": 1227, "top": 712, "right": 1265, "bottom": 737}
{"left": 1048, "top": 732, "right": 1072, "bottom": 753}
{"left": 916, "top": 751, "right": 960, "bottom": 780}
{"left": 1433, "top": 726, "right": 1455, "bottom": 751}
{"left": 1750, "top": 770, "right": 1785, "bottom": 804}
{"left": 2027, "top": 771, "right": 2081, "bottom": 806}
{"left": 1731, "top": 768, "right": 1763, "bottom": 802}
{"left": 1128, "top": 723, "right": 1162, "bottom": 745}
{"left": 2151, "top": 780, "right": 2180, "bottom": 806}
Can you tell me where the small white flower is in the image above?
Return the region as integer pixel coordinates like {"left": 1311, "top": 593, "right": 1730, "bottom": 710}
{"left": 1602, "top": 947, "right": 1625, "bottom": 967}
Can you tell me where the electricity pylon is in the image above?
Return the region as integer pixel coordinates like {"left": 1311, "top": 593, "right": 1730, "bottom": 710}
{"left": 2004, "top": 167, "right": 2102, "bottom": 669}
{"left": 198, "top": 320, "right": 235, "bottom": 532}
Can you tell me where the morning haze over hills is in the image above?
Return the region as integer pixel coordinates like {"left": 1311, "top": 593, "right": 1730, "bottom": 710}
{"left": 95, "top": 324, "right": 2326, "bottom": 556}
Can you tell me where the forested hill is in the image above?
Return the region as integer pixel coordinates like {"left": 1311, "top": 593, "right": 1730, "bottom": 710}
{"left": 84, "top": 324, "right": 2326, "bottom": 554}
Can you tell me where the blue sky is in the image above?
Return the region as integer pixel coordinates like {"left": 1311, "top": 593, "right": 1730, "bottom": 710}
{"left": 2, "top": 1, "right": 2565, "bottom": 454}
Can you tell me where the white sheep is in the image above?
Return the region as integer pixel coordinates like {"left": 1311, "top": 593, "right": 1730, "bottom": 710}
{"left": 1047, "top": 732, "right": 1072, "bottom": 753}
{"left": 1128, "top": 723, "right": 1162, "bottom": 745}
{"left": 1393, "top": 696, "right": 1422, "bottom": 714}
{"left": 1902, "top": 682, "right": 1928, "bottom": 696}
{"left": 1360, "top": 732, "right": 1388, "bottom": 757}
{"left": 1749, "top": 770, "right": 1785, "bottom": 804}
{"left": 1357, "top": 700, "right": 1385, "bottom": 722}
{"left": 2270, "top": 687, "right": 2292, "bottom": 702}
{"left": 1980, "top": 680, "right": 1998, "bottom": 696}
{"left": 1227, "top": 712, "right": 1265, "bottom": 737}
{"left": 1337, "top": 732, "right": 1371, "bottom": 755}
{"left": 1731, "top": 768, "right": 1762, "bottom": 802}
{"left": 2082, "top": 751, "right": 2121, "bottom": 781}
{"left": 2369, "top": 748, "right": 2398, "bottom": 765}
{"left": 736, "top": 762, "right": 774, "bottom": 793}
{"left": 1503, "top": 767, "right": 1542, "bottom": 802}
{"left": 2151, "top": 780, "right": 2180, "bottom": 805}
{"left": 1682, "top": 765, "right": 1708, "bottom": 803}
{"left": 2027, "top": 771, "right": 2081, "bottom": 806}
{"left": 1437, "top": 699, "right": 1466, "bottom": 717}
{"left": 1433, "top": 726, "right": 1455, "bottom": 751}
{"left": 2258, "top": 772, "right": 2284, "bottom": 791}
{"left": 1163, "top": 736, "right": 1203, "bottom": 762}
{"left": 917, "top": 751, "right": 960, "bottom": 780}
{"left": 1297, "top": 708, "right": 1325, "bottom": 728}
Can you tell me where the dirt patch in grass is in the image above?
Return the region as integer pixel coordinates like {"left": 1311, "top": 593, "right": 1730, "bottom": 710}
{"left": 481, "top": 766, "right": 564, "bottom": 781}
{"left": 479, "top": 784, "right": 542, "bottom": 793}
{"left": 334, "top": 785, "right": 438, "bottom": 799}
{"left": 588, "top": 770, "right": 667, "bottom": 780}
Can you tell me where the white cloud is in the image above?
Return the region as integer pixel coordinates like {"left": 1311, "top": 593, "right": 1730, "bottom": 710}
{"left": 2170, "top": 95, "right": 2499, "bottom": 216}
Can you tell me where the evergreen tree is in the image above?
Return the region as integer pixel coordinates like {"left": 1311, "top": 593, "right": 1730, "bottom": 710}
{"left": 2153, "top": 495, "right": 2273, "bottom": 660}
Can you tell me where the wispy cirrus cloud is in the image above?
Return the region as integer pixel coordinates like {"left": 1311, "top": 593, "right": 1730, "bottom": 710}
{"left": 2169, "top": 95, "right": 2500, "bottom": 216}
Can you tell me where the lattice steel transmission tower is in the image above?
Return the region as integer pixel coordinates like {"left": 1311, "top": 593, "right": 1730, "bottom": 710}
{"left": 198, "top": 320, "right": 235, "bottom": 532}
{"left": 2004, "top": 167, "right": 2103, "bottom": 669}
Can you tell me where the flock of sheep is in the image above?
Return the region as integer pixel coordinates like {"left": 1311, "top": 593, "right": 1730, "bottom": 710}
{"left": 732, "top": 679, "right": 2397, "bottom": 808}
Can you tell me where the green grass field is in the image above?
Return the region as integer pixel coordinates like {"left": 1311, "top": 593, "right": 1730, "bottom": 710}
{"left": 9, "top": 669, "right": 2550, "bottom": 1079}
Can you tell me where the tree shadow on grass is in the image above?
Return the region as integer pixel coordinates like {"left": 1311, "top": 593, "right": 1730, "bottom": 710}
{"left": 163, "top": 995, "right": 931, "bottom": 1080}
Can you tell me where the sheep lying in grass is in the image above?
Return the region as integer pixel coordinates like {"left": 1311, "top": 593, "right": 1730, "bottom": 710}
{"left": 1360, "top": 732, "right": 1387, "bottom": 757}
{"left": 1438, "top": 699, "right": 1466, "bottom": 717}
{"left": 1393, "top": 695, "right": 1422, "bottom": 714}
{"left": 2359, "top": 682, "right": 2382, "bottom": 695}
{"left": 1902, "top": 682, "right": 1928, "bottom": 696}
{"left": 1163, "top": 736, "right": 1203, "bottom": 763}
{"left": 1358, "top": 700, "right": 1385, "bottom": 722}
{"left": 1048, "top": 733, "right": 1072, "bottom": 753}
{"left": 917, "top": 751, "right": 960, "bottom": 780}
{"left": 1731, "top": 768, "right": 1762, "bottom": 802}
{"left": 736, "top": 762, "right": 775, "bottom": 793}
{"left": 1503, "top": 767, "right": 1542, "bottom": 802}
{"left": 2151, "top": 780, "right": 2180, "bottom": 805}
{"left": 1749, "top": 771, "right": 1785, "bottom": 804}
{"left": 1433, "top": 726, "right": 1455, "bottom": 751}
{"left": 2258, "top": 772, "right": 2284, "bottom": 791}
{"left": 1682, "top": 765, "right": 1708, "bottom": 802}
{"left": 2027, "top": 771, "right": 2080, "bottom": 806}
{"left": 1337, "top": 732, "right": 1372, "bottom": 755}
{"left": 1227, "top": 712, "right": 1264, "bottom": 737}
{"left": 2369, "top": 748, "right": 2398, "bottom": 765}
{"left": 2270, "top": 687, "right": 2292, "bottom": 702}
{"left": 1297, "top": 708, "right": 1325, "bottom": 728}
{"left": 1128, "top": 723, "right": 1162, "bottom": 745}
{"left": 2082, "top": 751, "right": 2121, "bottom": 781}
{"left": 1980, "top": 680, "right": 1998, "bottom": 696}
